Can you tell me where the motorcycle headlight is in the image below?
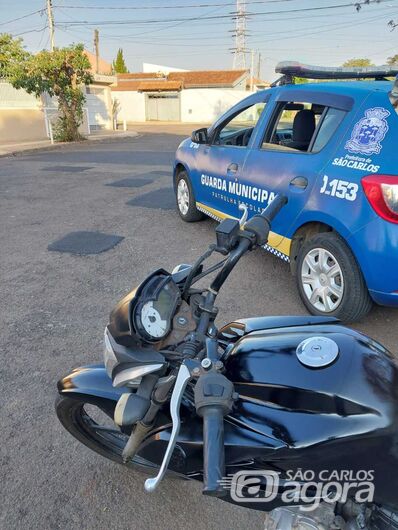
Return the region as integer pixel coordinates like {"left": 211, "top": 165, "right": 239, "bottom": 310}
{"left": 104, "top": 328, "right": 118, "bottom": 377}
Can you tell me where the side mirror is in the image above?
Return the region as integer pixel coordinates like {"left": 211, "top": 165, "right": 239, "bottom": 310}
{"left": 191, "top": 127, "right": 209, "bottom": 144}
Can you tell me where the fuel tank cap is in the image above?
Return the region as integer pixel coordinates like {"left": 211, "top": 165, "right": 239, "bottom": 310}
{"left": 296, "top": 337, "right": 339, "bottom": 368}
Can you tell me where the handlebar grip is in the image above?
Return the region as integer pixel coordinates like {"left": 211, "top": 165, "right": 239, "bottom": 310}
{"left": 194, "top": 370, "right": 234, "bottom": 497}
{"left": 244, "top": 194, "right": 287, "bottom": 247}
{"left": 202, "top": 405, "right": 226, "bottom": 497}
{"left": 259, "top": 194, "right": 288, "bottom": 224}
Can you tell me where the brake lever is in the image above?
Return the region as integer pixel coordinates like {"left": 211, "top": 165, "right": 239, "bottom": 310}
{"left": 144, "top": 362, "right": 192, "bottom": 492}
{"left": 238, "top": 202, "right": 248, "bottom": 228}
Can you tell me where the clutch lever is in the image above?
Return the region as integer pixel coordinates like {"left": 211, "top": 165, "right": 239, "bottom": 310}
{"left": 144, "top": 361, "right": 196, "bottom": 492}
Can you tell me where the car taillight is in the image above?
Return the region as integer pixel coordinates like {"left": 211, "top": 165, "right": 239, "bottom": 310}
{"left": 362, "top": 175, "right": 398, "bottom": 224}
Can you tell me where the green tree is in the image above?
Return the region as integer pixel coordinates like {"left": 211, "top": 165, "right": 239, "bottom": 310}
{"left": 11, "top": 42, "right": 93, "bottom": 142}
{"left": 293, "top": 76, "right": 309, "bottom": 84}
{"left": 112, "top": 48, "right": 128, "bottom": 74}
{"left": 0, "top": 33, "right": 29, "bottom": 78}
{"left": 387, "top": 54, "right": 398, "bottom": 65}
{"left": 342, "top": 58, "right": 374, "bottom": 67}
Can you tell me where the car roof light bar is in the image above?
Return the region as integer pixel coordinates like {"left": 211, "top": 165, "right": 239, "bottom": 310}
{"left": 273, "top": 61, "right": 398, "bottom": 84}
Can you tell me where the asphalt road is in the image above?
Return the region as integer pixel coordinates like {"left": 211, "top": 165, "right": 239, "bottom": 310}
{"left": 1, "top": 128, "right": 397, "bottom": 530}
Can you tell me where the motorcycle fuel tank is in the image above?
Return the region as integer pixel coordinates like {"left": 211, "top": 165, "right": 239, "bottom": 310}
{"left": 223, "top": 323, "right": 398, "bottom": 510}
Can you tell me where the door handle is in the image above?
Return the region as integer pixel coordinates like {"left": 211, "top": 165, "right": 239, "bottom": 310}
{"left": 290, "top": 176, "right": 308, "bottom": 190}
{"left": 227, "top": 163, "right": 239, "bottom": 173}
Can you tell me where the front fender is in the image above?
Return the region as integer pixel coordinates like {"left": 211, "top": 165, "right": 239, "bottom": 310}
{"left": 57, "top": 364, "right": 127, "bottom": 418}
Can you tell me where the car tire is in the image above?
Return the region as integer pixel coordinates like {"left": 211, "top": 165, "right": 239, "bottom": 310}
{"left": 296, "top": 232, "right": 372, "bottom": 322}
{"left": 175, "top": 170, "right": 205, "bottom": 222}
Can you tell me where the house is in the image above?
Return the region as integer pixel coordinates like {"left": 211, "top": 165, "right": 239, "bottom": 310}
{"left": 0, "top": 50, "right": 115, "bottom": 144}
{"left": 111, "top": 68, "right": 257, "bottom": 123}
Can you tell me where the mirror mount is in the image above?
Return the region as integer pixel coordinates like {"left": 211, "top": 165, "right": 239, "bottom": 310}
{"left": 191, "top": 127, "right": 209, "bottom": 145}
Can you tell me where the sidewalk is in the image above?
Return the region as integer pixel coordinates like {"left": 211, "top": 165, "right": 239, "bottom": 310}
{"left": 0, "top": 129, "right": 139, "bottom": 157}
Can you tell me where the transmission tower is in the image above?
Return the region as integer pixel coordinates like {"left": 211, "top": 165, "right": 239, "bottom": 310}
{"left": 232, "top": 0, "right": 248, "bottom": 69}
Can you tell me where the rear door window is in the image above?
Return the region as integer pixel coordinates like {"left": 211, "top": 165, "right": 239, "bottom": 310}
{"left": 311, "top": 108, "right": 346, "bottom": 152}
{"left": 261, "top": 101, "right": 346, "bottom": 153}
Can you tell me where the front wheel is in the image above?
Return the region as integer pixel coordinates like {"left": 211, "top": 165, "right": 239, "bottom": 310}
{"left": 175, "top": 170, "right": 205, "bottom": 222}
{"left": 296, "top": 232, "right": 372, "bottom": 322}
{"left": 55, "top": 395, "right": 161, "bottom": 473}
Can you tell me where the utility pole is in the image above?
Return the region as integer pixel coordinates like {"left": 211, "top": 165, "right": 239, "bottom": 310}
{"left": 232, "top": 0, "right": 248, "bottom": 69}
{"left": 46, "top": 0, "right": 55, "bottom": 52}
{"left": 94, "top": 29, "right": 99, "bottom": 74}
{"left": 257, "top": 51, "right": 261, "bottom": 79}
{"left": 250, "top": 49, "right": 254, "bottom": 91}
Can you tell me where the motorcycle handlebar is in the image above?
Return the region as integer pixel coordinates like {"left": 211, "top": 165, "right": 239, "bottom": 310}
{"left": 209, "top": 195, "right": 287, "bottom": 293}
{"left": 259, "top": 194, "right": 288, "bottom": 224}
{"left": 244, "top": 194, "right": 288, "bottom": 247}
{"left": 201, "top": 405, "right": 226, "bottom": 497}
{"left": 194, "top": 369, "right": 234, "bottom": 497}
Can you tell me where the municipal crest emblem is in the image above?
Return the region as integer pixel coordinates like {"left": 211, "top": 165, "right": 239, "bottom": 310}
{"left": 345, "top": 107, "right": 390, "bottom": 155}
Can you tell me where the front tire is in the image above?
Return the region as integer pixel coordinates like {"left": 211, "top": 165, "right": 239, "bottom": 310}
{"left": 175, "top": 170, "right": 204, "bottom": 222}
{"left": 55, "top": 395, "right": 159, "bottom": 473}
{"left": 296, "top": 232, "right": 372, "bottom": 322}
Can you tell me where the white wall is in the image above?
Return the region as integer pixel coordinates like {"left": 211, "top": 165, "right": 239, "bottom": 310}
{"left": 143, "top": 62, "right": 188, "bottom": 74}
{"left": 180, "top": 88, "right": 255, "bottom": 123}
{"left": 0, "top": 82, "right": 41, "bottom": 108}
{"left": 112, "top": 88, "right": 257, "bottom": 123}
{"left": 112, "top": 91, "right": 146, "bottom": 122}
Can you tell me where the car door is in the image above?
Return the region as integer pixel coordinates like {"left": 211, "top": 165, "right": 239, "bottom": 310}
{"left": 239, "top": 88, "right": 354, "bottom": 258}
{"left": 192, "top": 93, "right": 270, "bottom": 219}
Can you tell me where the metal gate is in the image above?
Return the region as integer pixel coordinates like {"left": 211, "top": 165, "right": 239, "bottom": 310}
{"left": 146, "top": 93, "right": 180, "bottom": 121}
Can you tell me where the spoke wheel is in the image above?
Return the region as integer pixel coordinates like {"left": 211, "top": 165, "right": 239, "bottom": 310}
{"left": 301, "top": 247, "right": 344, "bottom": 313}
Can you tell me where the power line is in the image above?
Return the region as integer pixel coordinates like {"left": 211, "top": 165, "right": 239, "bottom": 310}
{"left": 57, "top": 5, "right": 394, "bottom": 50}
{"left": 0, "top": 8, "right": 45, "bottom": 27}
{"left": 51, "top": 0, "right": 395, "bottom": 26}
{"left": 13, "top": 26, "right": 49, "bottom": 37}
{"left": 53, "top": 1, "right": 296, "bottom": 11}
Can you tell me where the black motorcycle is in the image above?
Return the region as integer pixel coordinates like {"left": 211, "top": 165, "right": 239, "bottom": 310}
{"left": 56, "top": 196, "right": 398, "bottom": 529}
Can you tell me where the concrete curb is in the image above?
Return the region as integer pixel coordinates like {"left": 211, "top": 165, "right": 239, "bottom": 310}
{"left": 0, "top": 131, "right": 140, "bottom": 158}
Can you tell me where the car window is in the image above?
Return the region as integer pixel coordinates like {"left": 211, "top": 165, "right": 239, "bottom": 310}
{"left": 389, "top": 76, "right": 398, "bottom": 115}
{"left": 311, "top": 107, "right": 346, "bottom": 152}
{"left": 213, "top": 102, "right": 266, "bottom": 147}
{"left": 262, "top": 101, "right": 325, "bottom": 152}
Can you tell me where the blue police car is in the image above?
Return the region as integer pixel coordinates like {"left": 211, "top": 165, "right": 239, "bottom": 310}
{"left": 173, "top": 62, "right": 398, "bottom": 322}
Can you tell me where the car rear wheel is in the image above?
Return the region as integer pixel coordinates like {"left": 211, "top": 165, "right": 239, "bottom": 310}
{"left": 175, "top": 170, "right": 204, "bottom": 222}
{"left": 296, "top": 232, "right": 372, "bottom": 322}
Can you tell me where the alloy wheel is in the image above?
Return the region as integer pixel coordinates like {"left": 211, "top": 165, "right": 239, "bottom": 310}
{"left": 301, "top": 247, "right": 344, "bottom": 313}
{"left": 177, "top": 179, "right": 190, "bottom": 215}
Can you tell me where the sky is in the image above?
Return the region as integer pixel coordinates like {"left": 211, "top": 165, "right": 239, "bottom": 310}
{"left": 2, "top": 0, "right": 398, "bottom": 81}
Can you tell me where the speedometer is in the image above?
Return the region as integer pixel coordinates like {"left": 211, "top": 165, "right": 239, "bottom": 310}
{"left": 132, "top": 272, "right": 181, "bottom": 342}
{"left": 140, "top": 301, "right": 168, "bottom": 338}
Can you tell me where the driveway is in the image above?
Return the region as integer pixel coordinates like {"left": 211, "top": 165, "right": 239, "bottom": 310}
{"left": 0, "top": 128, "right": 397, "bottom": 530}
